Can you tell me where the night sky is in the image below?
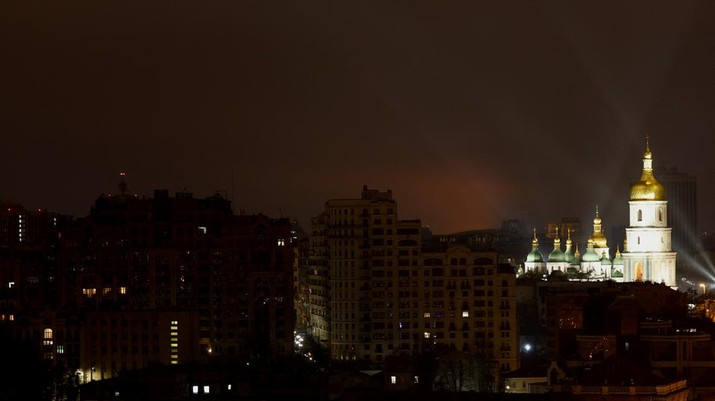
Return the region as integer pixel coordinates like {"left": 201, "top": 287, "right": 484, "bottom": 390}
{"left": 1, "top": 1, "right": 713, "bottom": 236}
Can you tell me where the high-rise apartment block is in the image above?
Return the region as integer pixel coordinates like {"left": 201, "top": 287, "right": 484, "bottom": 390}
{"left": 654, "top": 165, "right": 698, "bottom": 258}
{"left": 305, "top": 186, "right": 518, "bottom": 372}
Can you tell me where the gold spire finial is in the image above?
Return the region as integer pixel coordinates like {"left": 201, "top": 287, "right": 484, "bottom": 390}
{"left": 643, "top": 135, "right": 653, "bottom": 160}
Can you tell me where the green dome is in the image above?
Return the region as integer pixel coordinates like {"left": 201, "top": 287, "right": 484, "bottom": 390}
{"left": 526, "top": 249, "right": 544, "bottom": 263}
{"left": 564, "top": 252, "right": 574, "bottom": 264}
{"left": 600, "top": 255, "right": 612, "bottom": 266}
{"left": 613, "top": 250, "right": 624, "bottom": 266}
{"left": 582, "top": 248, "right": 599, "bottom": 262}
{"left": 548, "top": 247, "right": 565, "bottom": 263}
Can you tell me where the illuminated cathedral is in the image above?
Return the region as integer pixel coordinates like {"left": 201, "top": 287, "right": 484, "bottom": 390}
{"left": 523, "top": 139, "right": 677, "bottom": 286}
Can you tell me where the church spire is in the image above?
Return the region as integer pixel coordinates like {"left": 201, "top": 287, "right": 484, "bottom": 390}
{"left": 589, "top": 205, "right": 608, "bottom": 250}
{"left": 553, "top": 226, "right": 561, "bottom": 249}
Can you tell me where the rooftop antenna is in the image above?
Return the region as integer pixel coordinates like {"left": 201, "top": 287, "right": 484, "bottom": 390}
{"left": 118, "top": 172, "right": 128, "bottom": 195}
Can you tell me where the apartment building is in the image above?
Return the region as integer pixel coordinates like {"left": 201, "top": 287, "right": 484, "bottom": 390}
{"left": 306, "top": 186, "right": 518, "bottom": 372}
{"left": 0, "top": 178, "right": 296, "bottom": 380}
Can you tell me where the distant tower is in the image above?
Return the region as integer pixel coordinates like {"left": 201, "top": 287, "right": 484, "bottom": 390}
{"left": 622, "top": 138, "right": 677, "bottom": 287}
{"left": 654, "top": 165, "right": 697, "bottom": 260}
{"left": 118, "top": 172, "right": 129, "bottom": 195}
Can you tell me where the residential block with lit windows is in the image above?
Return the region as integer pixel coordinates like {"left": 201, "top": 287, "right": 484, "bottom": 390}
{"left": 304, "top": 186, "right": 519, "bottom": 373}
{"left": 0, "top": 179, "right": 295, "bottom": 382}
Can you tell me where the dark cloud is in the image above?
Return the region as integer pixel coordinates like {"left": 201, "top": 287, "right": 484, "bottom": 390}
{"left": 0, "top": 0, "right": 712, "bottom": 234}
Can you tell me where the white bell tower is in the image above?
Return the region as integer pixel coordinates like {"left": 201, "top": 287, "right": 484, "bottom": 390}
{"left": 622, "top": 138, "right": 677, "bottom": 287}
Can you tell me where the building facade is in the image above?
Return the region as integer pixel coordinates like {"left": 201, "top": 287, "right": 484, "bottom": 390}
{"left": 0, "top": 177, "right": 296, "bottom": 381}
{"left": 654, "top": 165, "right": 698, "bottom": 260}
{"left": 306, "top": 186, "right": 519, "bottom": 373}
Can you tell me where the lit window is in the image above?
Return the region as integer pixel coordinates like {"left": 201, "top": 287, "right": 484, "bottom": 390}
{"left": 390, "top": 376, "right": 397, "bottom": 384}
{"left": 192, "top": 386, "right": 198, "bottom": 394}
{"left": 413, "top": 376, "right": 419, "bottom": 384}
{"left": 198, "top": 226, "right": 207, "bottom": 235}
{"left": 277, "top": 239, "right": 285, "bottom": 246}
{"left": 424, "top": 312, "right": 431, "bottom": 318}
{"left": 204, "top": 386, "right": 210, "bottom": 394}
{"left": 424, "top": 332, "right": 430, "bottom": 339}
{"left": 57, "top": 345, "right": 64, "bottom": 354}
{"left": 462, "top": 311, "right": 469, "bottom": 318}
{"left": 103, "top": 288, "right": 111, "bottom": 295}
{"left": 43, "top": 328, "right": 53, "bottom": 346}
{"left": 119, "top": 287, "right": 126, "bottom": 294}
{"left": 8, "top": 282, "right": 14, "bottom": 289}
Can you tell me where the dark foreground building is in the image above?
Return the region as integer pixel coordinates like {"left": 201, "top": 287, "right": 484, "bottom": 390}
{"left": 0, "top": 177, "right": 295, "bottom": 385}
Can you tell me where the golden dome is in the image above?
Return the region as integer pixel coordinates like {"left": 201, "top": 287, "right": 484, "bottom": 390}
{"left": 630, "top": 138, "right": 666, "bottom": 201}
{"left": 630, "top": 172, "right": 666, "bottom": 200}
{"left": 589, "top": 205, "right": 608, "bottom": 249}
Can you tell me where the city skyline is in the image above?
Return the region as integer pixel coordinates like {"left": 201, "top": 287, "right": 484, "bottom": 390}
{"left": 1, "top": 1, "right": 713, "bottom": 234}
